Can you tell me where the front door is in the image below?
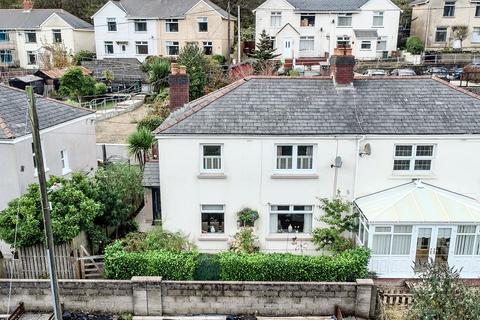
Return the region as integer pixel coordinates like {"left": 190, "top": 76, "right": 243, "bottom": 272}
{"left": 414, "top": 226, "right": 452, "bottom": 269}
{"left": 283, "top": 39, "right": 293, "bottom": 59}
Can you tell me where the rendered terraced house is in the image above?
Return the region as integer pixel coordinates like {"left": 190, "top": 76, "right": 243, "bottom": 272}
{"left": 145, "top": 50, "right": 480, "bottom": 279}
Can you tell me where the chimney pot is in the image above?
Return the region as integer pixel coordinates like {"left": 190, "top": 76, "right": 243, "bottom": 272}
{"left": 330, "top": 46, "right": 355, "bottom": 86}
{"left": 179, "top": 65, "right": 187, "bottom": 75}
{"left": 168, "top": 64, "right": 189, "bottom": 111}
{"left": 23, "top": 0, "right": 33, "bottom": 11}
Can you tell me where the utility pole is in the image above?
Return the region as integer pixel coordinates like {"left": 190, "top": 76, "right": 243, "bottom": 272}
{"left": 26, "top": 86, "right": 63, "bottom": 320}
{"left": 237, "top": 4, "right": 241, "bottom": 64}
{"left": 227, "top": 0, "right": 231, "bottom": 64}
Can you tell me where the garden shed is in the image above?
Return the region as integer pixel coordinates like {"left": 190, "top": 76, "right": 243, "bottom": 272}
{"left": 355, "top": 180, "right": 480, "bottom": 278}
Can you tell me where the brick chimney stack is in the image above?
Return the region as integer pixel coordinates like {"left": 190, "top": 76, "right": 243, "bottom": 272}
{"left": 23, "top": 0, "right": 33, "bottom": 11}
{"left": 329, "top": 45, "right": 355, "bottom": 86}
{"left": 168, "top": 63, "right": 190, "bottom": 112}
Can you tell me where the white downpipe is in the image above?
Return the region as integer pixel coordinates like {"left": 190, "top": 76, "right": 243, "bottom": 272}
{"left": 353, "top": 135, "right": 366, "bottom": 200}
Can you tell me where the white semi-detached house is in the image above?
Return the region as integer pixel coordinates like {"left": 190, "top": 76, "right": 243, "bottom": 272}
{"left": 92, "top": 0, "right": 234, "bottom": 62}
{"left": 0, "top": 0, "right": 94, "bottom": 69}
{"left": 146, "top": 53, "right": 480, "bottom": 279}
{"left": 254, "top": 0, "right": 401, "bottom": 61}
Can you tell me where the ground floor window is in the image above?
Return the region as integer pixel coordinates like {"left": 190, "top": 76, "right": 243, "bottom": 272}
{"left": 357, "top": 213, "right": 370, "bottom": 247}
{"left": 435, "top": 27, "right": 448, "bottom": 43}
{"left": 472, "top": 27, "right": 480, "bottom": 43}
{"left": 152, "top": 187, "right": 161, "bottom": 222}
{"left": 360, "top": 40, "right": 372, "bottom": 50}
{"left": 377, "top": 39, "right": 387, "bottom": 52}
{"left": 201, "top": 204, "right": 224, "bottom": 234}
{"left": 27, "top": 51, "right": 37, "bottom": 65}
{"left": 337, "top": 36, "right": 350, "bottom": 46}
{"left": 166, "top": 41, "right": 179, "bottom": 56}
{"left": 136, "top": 41, "right": 149, "bottom": 55}
{"left": 270, "top": 205, "right": 313, "bottom": 233}
{"left": 203, "top": 41, "right": 213, "bottom": 55}
{"left": 455, "top": 225, "right": 479, "bottom": 255}
{"left": 371, "top": 225, "right": 412, "bottom": 255}
{"left": 299, "top": 36, "right": 314, "bottom": 51}
{"left": 104, "top": 41, "right": 114, "bottom": 55}
{"left": 0, "top": 49, "right": 12, "bottom": 63}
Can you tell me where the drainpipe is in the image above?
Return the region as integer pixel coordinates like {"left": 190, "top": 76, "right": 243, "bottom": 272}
{"left": 352, "top": 135, "right": 366, "bottom": 200}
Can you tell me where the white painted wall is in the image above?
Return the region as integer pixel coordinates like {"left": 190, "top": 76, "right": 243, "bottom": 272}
{"left": 255, "top": 0, "right": 400, "bottom": 61}
{"left": 157, "top": 135, "right": 480, "bottom": 254}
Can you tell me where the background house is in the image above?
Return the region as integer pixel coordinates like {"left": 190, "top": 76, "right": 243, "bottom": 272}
{"left": 92, "top": 0, "right": 235, "bottom": 62}
{"left": 411, "top": 0, "right": 480, "bottom": 51}
{"left": 254, "top": 0, "right": 400, "bottom": 62}
{"left": 0, "top": 0, "right": 94, "bottom": 69}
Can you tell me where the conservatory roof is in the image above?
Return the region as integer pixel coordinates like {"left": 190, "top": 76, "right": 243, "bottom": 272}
{"left": 354, "top": 181, "right": 480, "bottom": 224}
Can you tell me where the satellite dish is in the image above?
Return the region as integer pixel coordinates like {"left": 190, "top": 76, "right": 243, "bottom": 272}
{"left": 360, "top": 143, "right": 371, "bottom": 156}
{"left": 331, "top": 156, "right": 343, "bottom": 168}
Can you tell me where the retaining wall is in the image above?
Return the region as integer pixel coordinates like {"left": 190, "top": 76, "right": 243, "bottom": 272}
{"left": 0, "top": 278, "right": 375, "bottom": 318}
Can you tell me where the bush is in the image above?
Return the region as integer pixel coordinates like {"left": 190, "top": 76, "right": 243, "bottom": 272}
{"left": 212, "top": 54, "right": 226, "bottom": 64}
{"left": 104, "top": 241, "right": 198, "bottom": 280}
{"left": 228, "top": 227, "right": 260, "bottom": 253}
{"left": 194, "top": 253, "right": 220, "bottom": 280}
{"left": 95, "top": 82, "right": 107, "bottom": 95}
{"left": 218, "top": 247, "right": 370, "bottom": 282}
{"left": 288, "top": 69, "right": 301, "bottom": 77}
{"left": 406, "top": 36, "right": 424, "bottom": 55}
{"left": 120, "top": 227, "right": 195, "bottom": 253}
{"left": 137, "top": 115, "right": 164, "bottom": 132}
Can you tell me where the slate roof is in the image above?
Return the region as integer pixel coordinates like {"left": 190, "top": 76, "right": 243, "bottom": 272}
{"left": 157, "top": 77, "right": 480, "bottom": 136}
{"left": 142, "top": 161, "right": 160, "bottom": 187}
{"left": 81, "top": 58, "right": 147, "bottom": 83}
{"left": 354, "top": 29, "right": 378, "bottom": 38}
{"left": 0, "top": 9, "right": 93, "bottom": 30}
{"left": 14, "top": 75, "right": 43, "bottom": 83}
{"left": 0, "top": 85, "right": 93, "bottom": 140}
{"left": 285, "top": 0, "right": 370, "bottom": 11}
{"left": 111, "top": 0, "right": 232, "bottom": 19}
{"left": 35, "top": 66, "right": 92, "bottom": 80}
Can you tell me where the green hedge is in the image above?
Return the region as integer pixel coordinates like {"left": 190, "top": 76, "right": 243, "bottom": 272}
{"left": 104, "top": 242, "right": 198, "bottom": 280}
{"left": 104, "top": 242, "right": 370, "bottom": 282}
{"left": 218, "top": 248, "right": 370, "bottom": 282}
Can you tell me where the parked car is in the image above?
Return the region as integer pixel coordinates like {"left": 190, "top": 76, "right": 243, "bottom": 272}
{"left": 450, "top": 68, "right": 463, "bottom": 80}
{"left": 425, "top": 67, "right": 449, "bottom": 79}
{"left": 363, "top": 69, "right": 387, "bottom": 76}
{"left": 390, "top": 69, "right": 417, "bottom": 76}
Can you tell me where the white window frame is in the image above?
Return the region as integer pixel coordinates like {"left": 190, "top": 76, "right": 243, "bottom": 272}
{"left": 300, "top": 13, "right": 315, "bottom": 27}
{"left": 373, "top": 11, "right": 384, "bottom": 27}
{"left": 443, "top": 1, "right": 455, "bottom": 17}
{"left": 200, "top": 144, "right": 223, "bottom": 173}
{"left": 371, "top": 225, "right": 413, "bottom": 256}
{"left": 472, "top": 27, "right": 480, "bottom": 43}
{"left": 166, "top": 19, "right": 179, "bottom": 32}
{"left": 165, "top": 41, "right": 180, "bottom": 56}
{"left": 60, "top": 149, "right": 71, "bottom": 175}
{"left": 435, "top": 27, "right": 448, "bottom": 43}
{"left": 275, "top": 144, "right": 315, "bottom": 173}
{"left": 201, "top": 204, "right": 225, "bottom": 234}
{"left": 197, "top": 17, "right": 208, "bottom": 32}
{"left": 299, "top": 36, "right": 315, "bottom": 51}
{"left": 337, "top": 13, "right": 352, "bottom": 27}
{"left": 393, "top": 144, "right": 435, "bottom": 174}
{"left": 269, "top": 205, "right": 313, "bottom": 234}
{"left": 454, "top": 225, "right": 478, "bottom": 256}
{"left": 134, "top": 19, "right": 148, "bottom": 32}
{"left": 203, "top": 41, "right": 213, "bottom": 55}
{"left": 337, "top": 35, "right": 350, "bottom": 46}
{"left": 104, "top": 41, "right": 114, "bottom": 55}
{"left": 52, "top": 29, "right": 62, "bottom": 43}
{"left": 107, "top": 18, "right": 117, "bottom": 32}
{"left": 270, "top": 11, "right": 282, "bottom": 27}
{"left": 360, "top": 40, "right": 372, "bottom": 50}
{"left": 135, "top": 41, "right": 149, "bottom": 55}
{"left": 357, "top": 213, "right": 370, "bottom": 247}
{"left": 32, "top": 141, "right": 49, "bottom": 176}
{"left": 25, "top": 30, "right": 36, "bottom": 43}
{"left": 27, "top": 51, "right": 37, "bottom": 65}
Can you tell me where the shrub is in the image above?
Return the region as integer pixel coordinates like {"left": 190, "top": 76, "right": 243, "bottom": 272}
{"left": 236, "top": 208, "right": 259, "bottom": 227}
{"left": 228, "top": 227, "right": 260, "bottom": 253}
{"left": 194, "top": 253, "right": 220, "bottom": 280}
{"left": 95, "top": 82, "right": 107, "bottom": 95}
{"left": 218, "top": 247, "right": 370, "bottom": 282}
{"left": 120, "top": 227, "right": 195, "bottom": 253}
{"left": 104, "top": 241, "right": 198, "bottom": 280}
{"left": 406, "top": 36, "right": 424, "bottom": 55}
{"left": 288, "top": 69, "right": 301, "bottom": 77}
{"left": 212, "top": 54, "right": 226, "bottom": 64}
{"left": 137, "top": 115, "right": 164, "bottom": 132}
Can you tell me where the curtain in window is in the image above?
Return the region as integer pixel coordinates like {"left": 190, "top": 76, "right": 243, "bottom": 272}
{"left": 372, "top": 234, "right": 391, "bottom": 254}
{"left": 392, "top": 235, "right": 411, "bottom": 255}
{"left": 472, "top": 27, "right": 480, "bottom": 43}
{"left": 299, "top": 38, "right": 314, "bottom": 51}
{"left": 455, "top": 235, "right": 475, "bottom": 255}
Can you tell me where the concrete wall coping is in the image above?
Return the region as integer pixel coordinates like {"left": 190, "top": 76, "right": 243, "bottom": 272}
{"left": 162, "top": 280, "right": 360, "bottom": 286}
{"left": 356, "top": 279, "right": 375, "bottom": 286}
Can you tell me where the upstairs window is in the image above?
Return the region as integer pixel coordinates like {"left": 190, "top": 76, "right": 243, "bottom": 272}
{"left": 202, "top": 144, "right": 222, "bottom": 172}
{"left": 373, "top": 11, "right": 384, "bottom": 27}
{"left": 476, "top": 5, "right": 480, "bottom": 17}
{"left": 443, "top": 1, "right": 455, "bottom": 17}
{"left": 136, "top": 41, "right": 149, "bottom": 55}
{"left": 276, "top": 145, "right": 313, "bottom": 171}
{"left": 52, "top": 29, "right": 62, "bottom": 43}
{"left": 299, "top": 36, "right": 314, "bottom": 51}
{"left": 271, "top": 11, "right": 282, "bottom": 27}
{"left": 0, "top": 30, "right": 9, "bottom": 42}
{"left": 300, "top": 13, "right": 315, "bottom": 27}
{"left": 107, "top": 18, "right": 117, "bottom": 32}
{"left": 201, "top": 205, "right": 224, "bottom": 234}
{"left": 166, "top": 41, "right": 179, "bottom": 55}
{"left": 134, "top": 19, "right": 147, "bottom": 32}
{"left": 203, "top": 41, "right": 213, "bottom": 55}
{"left": 0, "top": 49, "right": 12, "bottom": 63}
{"left": 25, "top": 30, "right": 36, "bottom": 43}
{"left": 270, "top": 205, "right": 313, "bottom": 234}
{"left": 337, "top": 13, "right": 352, "bottom": 27}
{"left": 166, "top": 19, "right": 179, "bottom": 32}
{"left": 393, "top": 144, "right": 434, "bottom": 172}
{"left": 198, "top": 17, "right": 208, "bottom": 32}
{"left": 104, "top": 41, "right": 114, "bottom": 55}
{"left": 435, "top": 27, "right": 448, "bottom": 42}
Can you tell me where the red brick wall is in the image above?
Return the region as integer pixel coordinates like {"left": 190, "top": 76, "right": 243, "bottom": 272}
{"left": 168, "top": 74, "right": 189, "bottom": 111}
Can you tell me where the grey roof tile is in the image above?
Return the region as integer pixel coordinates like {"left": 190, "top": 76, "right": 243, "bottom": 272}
{"left": 159, "top": 77, "right": 480, "bottom": 136}
{"left": 285, "top": 0, "right": 369, "bottom": 11}
{"left": 142, "top": 161, "right": 160, "bottom": 187}
{"left": 0, "top": 9, "right": 93, "bottom": 29}
{"left": 0, "top": 85, "right": 93, "bottom": 140}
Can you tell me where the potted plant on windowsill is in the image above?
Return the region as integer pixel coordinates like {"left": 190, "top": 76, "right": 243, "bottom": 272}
{"left": 236, "top": 208, "right": 259, "bottom": 227}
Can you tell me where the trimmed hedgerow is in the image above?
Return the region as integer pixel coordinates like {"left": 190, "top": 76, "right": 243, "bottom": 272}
{"left": 194, "top": 253, "right": 221, "bottom": 281}
{"left": 217, "top": 247, "right": 370, "bottom": 282}
{"left": 104, "top": 242, "right": 198, "bottom": 280}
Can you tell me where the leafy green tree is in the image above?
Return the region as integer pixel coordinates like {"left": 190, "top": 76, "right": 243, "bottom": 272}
{"left": 73, "top": 50, "right": 95, "bottom": 65}
{"left": 452, "top": 25, "right": 469, "bottom": 50}
{"left": 0, "top": 174, "right": 101, "bottom": 247}
{"left": 59, "top": 67, "right": 97, "bottom": 103}
{"left": 177, "top": 43, "right": 210, "bottom": 100}
{"left": 312, "top": 192, "right": 356, "bottom": 253}
{"left": 406, "top": 36, "right": 425, "bottom": 55}
{"left": 127, "top": 128, "right": 155, "bottom": 168}
{"left": 137, "top": 115, "right": 164, "bottom": 132}
{"left": 102, "top": 69, "right": 114, "bottom": 85}
{"left": 408, "top": 262, "right": 480, "bottom": 319}
{"left": 95, "top": 82, "right": 107, "bottom": 95}
{"left": 142, "top": 57, "right": 171, "bottom": 93}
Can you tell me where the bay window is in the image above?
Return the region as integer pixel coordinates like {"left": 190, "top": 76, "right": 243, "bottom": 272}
{"left": 201, "top": 205, "right": 224, "bottom": 234}
{"left": 270, "top": 205, "right": 313, "bottom": 233}
{"left": 393, "top": 144, "right": 434, "bottom": 172}
{"left": 276, "top": 144, "right": 313, "bottom": 171}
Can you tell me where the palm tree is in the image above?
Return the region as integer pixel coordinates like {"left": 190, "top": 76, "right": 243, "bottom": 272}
{"left": 127, "top": 128, "right": 155, "bottom": 168}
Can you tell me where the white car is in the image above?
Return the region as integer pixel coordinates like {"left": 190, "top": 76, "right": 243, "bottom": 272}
{"left": 363, "top": 69, "right": 387, "bottom": 76}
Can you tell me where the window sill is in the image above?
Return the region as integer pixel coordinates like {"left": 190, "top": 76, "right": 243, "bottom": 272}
{"left": 198, "top": 173, "right": 227, "bottom": 179}
{"left": 372, "top": 26, "right": 384, "bottom": 28}
{"left": 62, "top": 168, "right": 72, "bottom": 176}
{"left": 271, "top": 173, "right": 318, "bottom": 179}
{"left": 336, "top": 26, "right": 352, "bottom": 28}
{"left": 390, "top": 172, "right": 436, "bottom": 179}
{"left": 198, "top": 235, "right": 228, "bottom": 241}
{"left": 266, "top": 234, "right": 313, "bottom": 241}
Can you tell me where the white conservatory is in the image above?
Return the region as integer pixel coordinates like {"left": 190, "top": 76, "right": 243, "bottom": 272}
{"left": 354, "top": 180, "right": 480, "bottom": 278}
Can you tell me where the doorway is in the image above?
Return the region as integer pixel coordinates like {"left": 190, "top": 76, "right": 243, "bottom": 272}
{"left": 283, "top": 39, "right": 293, "bottom": 58}
{"left": 414, "top": 226, "right": 452, "bottom": 268}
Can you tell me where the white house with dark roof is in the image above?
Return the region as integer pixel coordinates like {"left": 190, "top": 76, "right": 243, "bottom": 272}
{"left": 0, "top": 84, "right": 97, "bottom": 256}
{"left": 254, "top": 0, "right": 400, "bottom": 61}
{"left": 149, "top": 52, "right": 480, "bottom": 278}
{"left": 0, "top": 0, "right": 94, "bottom": 69}
{"left": 92, "top": 0, "right": 234, "bottom": 62}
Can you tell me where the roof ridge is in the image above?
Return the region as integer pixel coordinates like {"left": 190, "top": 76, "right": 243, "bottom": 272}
{"left": 155, "top": 78, "right": 247, "bottom": 134}
{"left": 0, "top": 112, "right": 15, "bottom": 139}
